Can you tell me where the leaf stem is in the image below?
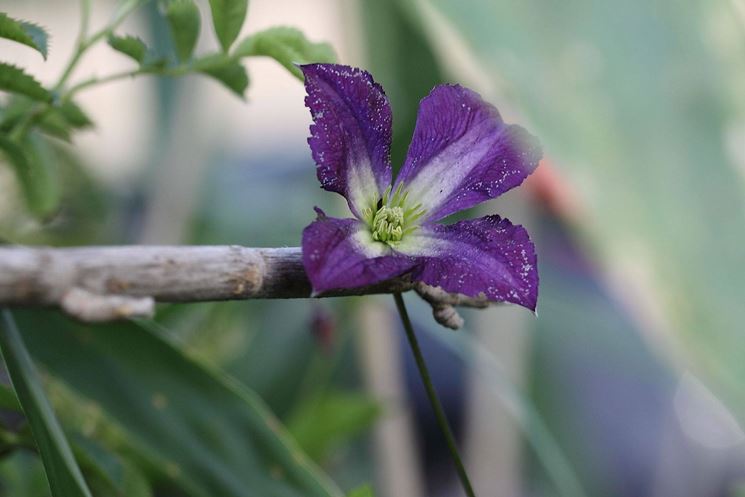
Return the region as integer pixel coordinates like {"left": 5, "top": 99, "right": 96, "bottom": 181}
{"left": 79, "top": 0, "right": 92, "bottom": 42}
{"left": 392, "top": 292, "right": 477, "bottom": 497}
{"left": 55, "top": 0, "right": 144, "bottom": 91}
{"left": 64, "top": 68, "right": 150, "bottom": 97}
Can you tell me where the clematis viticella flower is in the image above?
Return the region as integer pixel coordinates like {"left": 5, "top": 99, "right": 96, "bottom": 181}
{"left": 300, "top": 63, "right": 542, "bottom": 311}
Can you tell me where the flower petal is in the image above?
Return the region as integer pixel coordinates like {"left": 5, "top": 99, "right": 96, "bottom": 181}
{"left": 397, "top": 215, "right": 538, "bottom": 310}
{"left": 395, "top": 85, "right": 542, "bottom": 222}
{"left": 302, "top": 214, "right": 417, "bottom": 295}
{"left": 301, "top": 63, "right": 393, "bottom": 218}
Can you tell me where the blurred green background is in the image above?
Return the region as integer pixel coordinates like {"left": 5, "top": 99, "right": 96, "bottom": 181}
{"left": 1, "top": 0, "right": 745, "bottom": 496}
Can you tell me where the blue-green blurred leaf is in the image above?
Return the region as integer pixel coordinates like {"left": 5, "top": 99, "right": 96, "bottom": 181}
{"left": 16, "top": 311, "right": 343, "bottom": 497}
{"left": 0, "top": 13, "right": 48, "bottom": 59}
{"left": 233, "top": 27, "right": 336, "bottom": 80}
{"left": 0, "top": 311, "right": 93, "bottom": 497}
{"left": 208, "top": 0, "right": 248, "bottom": 52}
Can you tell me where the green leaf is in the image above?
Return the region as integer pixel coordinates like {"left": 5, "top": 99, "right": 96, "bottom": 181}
{"left": 208, "top": 0, "right": 248, "bottom": 52}
{"left": 73, "top": 436, "right": 153, "bottom": 497}
{"left": 0, "top": 63, "right": 51, "bottom": 102}
{"left": 0, "top": 311, "right": 93, "bottom": 497}
{"left": 0, "top": 98, "right": 90, "bottom": 142}
{"left": 233, "top": 26, "right": 336, "bottom": 80}
{"left": 347, "top": 484, "right": 374, "bottom": 497}
{"left": 16, "top": 312, "right": 344, "bottom": 497}
{"left": 194, "top": 54, "right": 248, "bottom": 97}
{"left": 0, "top": 134, "right": 59, "bottom": 217}
{"left": 164, "top": 0, "right": 201, "bottom": 62}
{"left": 0, "top": 451, "right": 52, "bottom": 497}
{"left": 0, "top": 382, "right": 21, "bottom": 412}
{"left": 0, "top": 13, "right": 48, "bottom": 59}
{"left": 36, "top": 112, "right": 72, "bottom": 141}
{"left": 107, "top": 34, "right": 148, "bottom": 64}
{"left": 288, "top": 391, "right": 381, "bottom": 462}
{"left": 34, "top": 103, "right": 92, "bottom": 142}
{"left": 55, "top": 101, "right": 93, "bottom": 129}
{"left": 0, "top": 95, "right": 34, "bottom": 131}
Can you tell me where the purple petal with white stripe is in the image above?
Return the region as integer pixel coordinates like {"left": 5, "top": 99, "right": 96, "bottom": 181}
{"left": 395, "top": 85, "right": 542, "bottom": 222}
{"left": 302, "top": 212, "right": 418, "bottom": 295}
{"left": 397, "top": 215, "right": 538, "bottom": 310}
{"left": 301, "top": 63, "right": 393, "bottom": 218}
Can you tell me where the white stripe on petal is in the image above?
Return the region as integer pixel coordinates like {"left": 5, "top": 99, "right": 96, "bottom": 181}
{"left": 401, "top": 122, "right": 493, "bottom": 215}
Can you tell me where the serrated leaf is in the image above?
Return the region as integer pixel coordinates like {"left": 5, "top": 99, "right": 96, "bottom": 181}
{"left": 194, "top": 54, "right": 248, "bottom": 96}
{"left": 19, "top": 21, "right": 48, "bottom": 59}
{"left": 0, "top": 97, "right": 90, "bottom": 143}
{"left": 233, "top": 27, "right": 336, "bottom": 80}
{"left": 107, "top": 34, "right": 148, "bottom": 64}
{"left": 0, "top": 13, "right": 48, "bottom": 59}
{"left": 0, "top": 134, "right": 59, "bottom": 217}
{"left": 208, "top": 0, "right": 248, "bottom": 51}
{"left": 37, "top": 112, "right": 72, "bottom": 141}
{"left": 164, "top": 0, "right": 201, "bottom": 62}
{"left": 56, "top": 101, "right": 93, "bottom": 129}
{"left": 0, "top": 311, "right": 93, "bottom": 497}
{"left": 0, "top": 95, "right": 34, "bottom": 131}
{"left": 0, "top": 63, "right": 51, "bottom": 102}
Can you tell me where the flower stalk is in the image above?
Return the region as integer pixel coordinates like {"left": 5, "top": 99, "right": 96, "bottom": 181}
{"left": 393, "top": 292, "right": 477, "bottom": 497}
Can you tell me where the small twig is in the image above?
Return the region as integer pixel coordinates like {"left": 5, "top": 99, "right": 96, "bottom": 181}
{"left": 0, "top": 246, "right": 491, "bottom": 326}
{"left": 0, "top": 246, "right": 488, "bottom": 328}
{"left": 414, "top": 282, "right": 490, "bottom": 330}
{"left": 60, "top": 288, "right": 154, "bottom": 323}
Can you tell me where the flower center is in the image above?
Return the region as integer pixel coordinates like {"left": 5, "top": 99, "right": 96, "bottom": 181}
{"left": 371, "top": 205, "right": 404, "bottom": 243}
{"left": 362, "top": 183, "right": 426, "bottom": 247}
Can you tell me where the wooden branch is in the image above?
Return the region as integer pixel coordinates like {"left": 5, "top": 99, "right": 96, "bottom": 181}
{"left": 0, "top": 246, "right": 489, "bottom": 328}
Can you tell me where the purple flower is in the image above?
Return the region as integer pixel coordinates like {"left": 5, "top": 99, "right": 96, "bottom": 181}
{"left": 300, "top": 63, "right": 542, "bottom": 311}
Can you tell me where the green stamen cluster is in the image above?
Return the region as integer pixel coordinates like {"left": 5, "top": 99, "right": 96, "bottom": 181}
{"left": 372, "top": 205, "right": 405, "bottom": 243}
{"left": 362, "top": 183, "right": 426, "bottom": 247}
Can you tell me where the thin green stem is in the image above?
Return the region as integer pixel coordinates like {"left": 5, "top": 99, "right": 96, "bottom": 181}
{"left": 54, "top": 0, "right": 90, "bottom": 90}
{"left": 392, "top": 293, "right": 477, "bottom": 497}
{"left": 55, "top": 0, "right": 144, "bottom": 91}
{"left": 79, "top": 0, "right": 92, "bottom": 41}
{"left": 64, "top": 68, "right": 150, "bottom": 98}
